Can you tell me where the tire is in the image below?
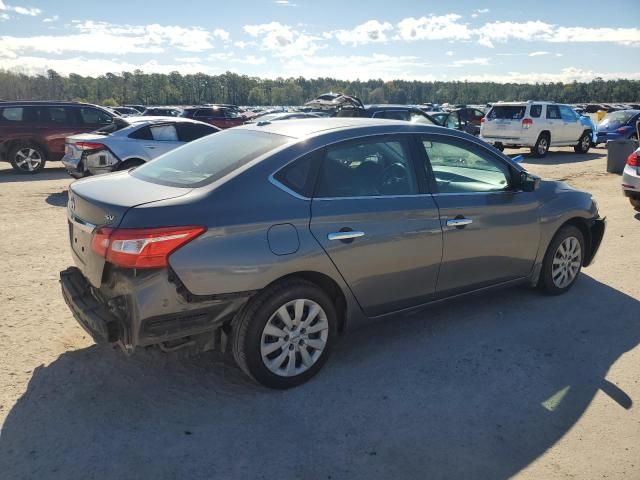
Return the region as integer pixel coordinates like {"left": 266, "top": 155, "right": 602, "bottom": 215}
{"left": 494, "top": 142, "right": 504, "bottom": 152}
{"left": 530, "top": 133, "right": 550, "bottom": 158}
{"left": 630, "top": 197, "right": 640, "bottom": 212}
{"left": 117, "top": 158, "right": 145, "bottom": 171}
{"left": 538, "top": 225, "right": 585, "bottom": 295}
{"left": 574, "top": 131, "right": 592, "bottom": 153}
{"left": 232, "top": 279, "right": 337, "bottom": 389}
{"left": 8, "top": 142, "right": 47, "bottom": 173}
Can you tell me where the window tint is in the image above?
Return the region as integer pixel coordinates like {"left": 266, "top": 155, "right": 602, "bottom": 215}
{"left": 530, "top": 105, "right": 542, "bottom": 118}
{"left": 79, "top": 107, "right": 112, "bottom": 124}
{"left": 559, "top": 105, "right": 578, "bottom": 121}
{"left": 128, "top": 126, "right": 153, "bottom": 140}
{"left": 175, "top": 123, "right": 217, "bottom": 142}
{"left": 410, "top": 111, "right": 435, "bottom": 125}
{"left": 488, "top": 106, "right": 526, "bottom": 120}
{"left": 1, "top": 107, "right": 24, "bottom": 122}
{"left": 45, "top": 106, "right": 70, "bottom": 123}
{"left": 150, "top": 124, "right": 178, "bottom": 141}
{"left": 315, "top": 137, "right": 417, "bottom": 197}
{"left": 274, "top": 152, "right": 318, "bottom": 196}
{"left": 446, "top": 112, "right": 460, "bottom": 129}
{"left": 132, "top": 130, "right": 290, "bottom": 187}
{"left": 546, "top": 105, "right": 561, "bottom": 119}
{"left": 374, "top": 110, "right": 409, "bottom": 121}
{"left": 335, "top": 108, "right": 366, "bottom": 118}
{"left": 422, "top": 139, "right": 510, "bottom": 194}
{"left": 194, "top": 109, "right": 212, "bottom": 117}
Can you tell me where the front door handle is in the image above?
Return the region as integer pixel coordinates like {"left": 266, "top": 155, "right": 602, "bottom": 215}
{"left": 144, "top": 145, "right": 157, "bottom": 149}
{"left": 328, "top": 231, "right": 365, "bottom": 241}
{"left": 446, "top": 218, "right": 473, "bottom": 228}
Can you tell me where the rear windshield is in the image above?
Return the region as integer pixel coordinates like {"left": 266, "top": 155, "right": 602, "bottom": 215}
{"left": 487, "top": 106, "right": 526, "bottom": 120}
{"left": 132, "top": 129, "right": 291, "bottom": 187}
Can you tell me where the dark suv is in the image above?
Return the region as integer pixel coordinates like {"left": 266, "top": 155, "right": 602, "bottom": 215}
{"left": 0, "top": 101, "right": 114, "bottom": 173}
{"left": 181, "top": 106, "right": 246, "bottom": 129}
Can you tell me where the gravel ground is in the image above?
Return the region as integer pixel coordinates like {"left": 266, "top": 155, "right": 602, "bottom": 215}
{"left": 0, "top": 147, "right": 638, "bottom": 480}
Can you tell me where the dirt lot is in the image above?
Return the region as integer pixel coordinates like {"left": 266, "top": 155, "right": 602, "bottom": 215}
{"left": 0, "top": 147, "right": 638, "bottom": 480}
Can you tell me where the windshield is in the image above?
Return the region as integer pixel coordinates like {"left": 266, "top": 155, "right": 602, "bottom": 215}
{"left": 132, "top": 129, "right": 291, "bottom": 187}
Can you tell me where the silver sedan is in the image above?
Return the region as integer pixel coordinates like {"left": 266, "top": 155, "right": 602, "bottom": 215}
{"left": 622, "top": 147, "right": 640, "bottom": 211}
{"left": 62, "top": 116, "right": 219, "bottom": 178}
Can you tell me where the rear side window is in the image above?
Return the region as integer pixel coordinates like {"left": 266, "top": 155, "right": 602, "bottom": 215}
{"left": 274, "top": 151, "right": 320, "bottom": 197}
{"left": 1, "top": 107, "right": 24, "bottom": 121}
{"left": 194, "top": 109, "right": 213, "bottom": 117}
{"left": 128, "top": 126, "right": 153, "bottom": 140}
{"left": 546, "top": 105, "right": 561, "bottom": 119}
{"left": 175, "top": 123, "right": 217, "bottom": 142}
{"left": 336, "top": 108, "right": 366, "bottom": 118}
{"left": 132, "top": 130, "right": 291, "bottom": 187}
{"left": 488, "top": 106, "right": 526, "bottom": 120}
{"left": 45, "top": 106, "right": 71, "bottom": 123}
{"left": 530, "top": 105, "right": 542, "bottom": 118}
{"left": 374, "top": 110, "right": 409, "bottom": 121}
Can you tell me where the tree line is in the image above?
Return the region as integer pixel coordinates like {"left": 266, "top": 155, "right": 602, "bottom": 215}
{"left": 0, "top": 69, "right": 638, "bottom": 106}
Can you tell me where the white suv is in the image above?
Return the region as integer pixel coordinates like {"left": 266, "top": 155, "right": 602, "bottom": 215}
{"left": 480, "top": 101, "right": 593, "bottom": 157}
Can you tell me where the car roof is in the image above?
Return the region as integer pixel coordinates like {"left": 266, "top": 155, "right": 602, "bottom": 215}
{"left": 237, "top": 117, "right": 449, "bottom": 139}
{"left": 0, "top": 100, "right": 103, "bottom": 108}
{"left": 123, "top": 116, "right": 212, "bottom": 125}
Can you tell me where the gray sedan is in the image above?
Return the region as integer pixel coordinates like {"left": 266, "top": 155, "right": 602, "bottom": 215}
{"left": 60, "top": 118, "right": 605, "bottom": 388}
{"left": 62, "top": 116, "right": 219, "bottom": 178}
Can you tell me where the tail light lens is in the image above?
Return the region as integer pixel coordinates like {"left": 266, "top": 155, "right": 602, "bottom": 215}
{"left": 522, "top": 118, "right": 533, "bottom": 129}
{"left": 627, "top": 151, "right": 639, "bottom": 167}
{"left": 616, "top": 127, "right": 628, "bottom": 134}
{"left": 76, "top": 141, "right": 106, "bottom": 151}
{"left": 480, "top": 117, "right": 486, "bottom": 124}
{"left": 91, "top": 226, "right": 206, "bottom": 269}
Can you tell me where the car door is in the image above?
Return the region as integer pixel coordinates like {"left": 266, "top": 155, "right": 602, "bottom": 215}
{"left": 309, "top": 135, "right": 443, "bottom": 317}
{"left": 133, "top": 123, "right": 183, "bottom": 158}
{"left": 545, "top": 105, "right": 565, "bottom": 144}
{"left": 419, "top": 135, "right": 540, "bottom": 295}
{"left": 43, "top": 106, "right": 79, "bottom": 158}
{"left": 559, "top": 105, "right": 582, "bottom": 144}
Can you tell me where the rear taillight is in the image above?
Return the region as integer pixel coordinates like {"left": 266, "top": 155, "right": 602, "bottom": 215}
{"left": 76, "top": 142, "right": 105, "bottom": 151}
{"left": 616, "top": 127, "right": 628, "bottom": 134}
{"left": 91, "top": 226, "right": 206, "bottom": 269}
{"left": 522, "top": 118, "right": 533, "bottom": 129}
{"left": 627, "top": 151, "right": 640, "bottom": 167}
{"left": 481, "top": 117, "right": 486, "bottom": 124}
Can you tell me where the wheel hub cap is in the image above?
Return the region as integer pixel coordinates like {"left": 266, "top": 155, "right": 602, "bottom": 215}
{"left": 260, "top": 299, "right": 329, "bottom": 377}
{"left": 551, "top": 236, "right": 582, "bottom": 288}
{"left": 15, "top": 148, "right": 42, "bottom": 171}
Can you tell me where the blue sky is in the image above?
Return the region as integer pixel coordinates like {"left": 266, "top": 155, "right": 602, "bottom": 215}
{"left": 1, "top": 0, "right": 639, "bottom": 82}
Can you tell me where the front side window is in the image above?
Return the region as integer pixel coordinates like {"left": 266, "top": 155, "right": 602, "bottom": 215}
{"left": 194, "top": 109, "right": 212, "bottom": 118}
{"left": 315, "top": 137, "right": 417, "bottom": 197}
{"left": 422, "top": 139, "right": 511, "bottom": 194}
{"left": 150, "top": 124, "right": 178, "bottom": 141}
{"left": 132, "top": 129, "right": 291, "bottom": 187}
{"left": 559, "top": 105, "right": 578, "bottom": 122}
{"left": 79, "top": 107, "right": 112, "bottom": 125}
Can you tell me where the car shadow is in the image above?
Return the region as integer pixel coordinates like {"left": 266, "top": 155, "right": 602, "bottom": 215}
{"left": 1, "top": 275, "right": 638, "bottom": 479}
{"left": 44, "top": 190, "right": 69, "bottom": 207}
{"left": 0, "top": 166, "right": 71, "bottom": 183}
{"left": 507, "top": 149, "right": 603, "bottom": 166}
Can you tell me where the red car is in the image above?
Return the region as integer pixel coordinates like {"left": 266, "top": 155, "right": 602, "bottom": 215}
{"left": 0, "top": 101, "right": 115, "bottom": 173}
{"left": 180, "top": 106, "right": 245, "bottom": 129}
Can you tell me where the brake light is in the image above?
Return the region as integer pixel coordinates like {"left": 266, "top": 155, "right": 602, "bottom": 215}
{"left": 627, "top": 151, "right": 640, "bottom": 167}
{"left": 481, "top": 117, "right": 486, "bottom": 124}
{"left": 91, "top": 226, "right": 206, "bottom": 269}
{"left": 522, "top": 118, "right": 533, "bottom": 129}
{"left": 616, "top": 127, "right": 628, "bottom": 134}
{"left": 76, "top": 141, "right": 105, "bottom": 150}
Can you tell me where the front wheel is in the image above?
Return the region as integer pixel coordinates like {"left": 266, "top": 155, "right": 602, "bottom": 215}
{"left": 538, "top": 225, "right": 585, "bottom": 295}
{"left": 574, "top": 131, "right": 592, "bottom": 153}
{"left": 232, "top": 280, "right": 337, "bottom": 389}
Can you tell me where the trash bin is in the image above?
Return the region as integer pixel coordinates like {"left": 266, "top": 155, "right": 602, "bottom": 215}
{"left": 597, "top": 110, "right": 607, "bottom": 122}
{"left": 607, "top": 139, "right": 639, "bottom": 174}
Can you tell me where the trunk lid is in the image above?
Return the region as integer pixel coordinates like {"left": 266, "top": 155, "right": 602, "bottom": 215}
{"left": 68, "top": 171, "right": 192, "bottom": 287}
{"left": 482, "top": 105, "right": 527, "bottom": 139}
{"left": 65, "top": 133, "right": 111, "bottom": 161}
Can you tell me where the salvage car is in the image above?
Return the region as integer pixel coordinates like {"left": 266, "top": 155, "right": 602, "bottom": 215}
{"left": 596, "top": 110, "right": 640, "bottom": 145}
{"left": 480, "top": 101, "right": 594, "bottom": 157}
{"left": 0, "top": 100, "right": 114, "bottom": 173}
{"left": 62, "top": 117, "right": 219, "bottom": 178}
{"left": 60, "top": 118, "right": 604, "bottom": 389}
{"left": 622, "top": 147, "right": 640, "bottom": 211}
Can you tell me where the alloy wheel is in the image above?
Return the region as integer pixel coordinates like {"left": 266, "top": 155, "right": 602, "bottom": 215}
{"left": 581, "top": 135, "right": 590, "bottom": 151}
{"left": 551, "top": 236, "right": 582, "bottom": 289}
{"left": 538, "top": 138, "right": 549, "bottom": 156}
{"left": 260, "top": 298, "right": 329, "bottom": 377}
{"left": 14, "top": 148, "right": 43, "bottom": 172}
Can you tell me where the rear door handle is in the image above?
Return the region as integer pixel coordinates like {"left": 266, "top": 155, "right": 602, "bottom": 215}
{"left": 446, "top": 218, "right": 473, "bottom": 227}
{"left": 144, "top": 145, "right": 157, "bottom": 149}
{"left": 328, "top": 231, "right": 365, "bottom": 241}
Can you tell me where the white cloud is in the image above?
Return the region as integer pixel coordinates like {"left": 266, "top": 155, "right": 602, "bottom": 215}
{"left": 0, "top": 2, "right": 41, "bottom": 16}
{"left": 274, "top": 0, "right": 296, "bottom": 6}
{"left": 213, "top": 28, "right": 230, "bottom": 42}
{"left": 0, "top": 12, "right": 9, "bottom": 20}
{"left": 243, "top": 21, "right": 324, "bottom": 57}
{"left": 529, "top": 51, "right": 551, "bottom": 56}
{"left": 445, "top": 50, "right": 454, "bottom": 56}
{"left": 449, "top": 57, "right": 490, "bottom": 67}
{"left": 471, "top": 9, "right": 489, "bottom": 19}
{"left": 397, "top": 14, "right": 472, "bottom": 41}
{"left": 0, "top": 20, "right": 226, "bottom": 58}
{"left": 42, "top": 15, "right": 59, "bottom": 23}
{"left": 459, "top": 67, "right": 640, "bottom": 83}
{"left": 477, "top": 21, "right": 554, "bottom": 48}
{"left": 332, "top": 20, "right": 393, "bottom": 46}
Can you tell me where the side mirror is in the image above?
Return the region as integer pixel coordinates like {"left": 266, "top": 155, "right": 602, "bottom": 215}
{"left": 520, "top": 171, "right": 541, "bottom": 192}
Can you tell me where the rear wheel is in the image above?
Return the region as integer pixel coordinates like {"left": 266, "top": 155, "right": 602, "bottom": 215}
{"left": 9, "top": 143, "right": 46, "bottom": 173}
{"left": 232, "top": 280, "right": 337, "bottom": 389}
{"left": 494, "top": 142, "right": 504, "bottom": 152}
{"left": 531, "top": 134, "right": 550, "bottom": 158}
{"left": 538, "top": 225, "right": 584, "bottom": 295}
{"left": 630, "top": 197, "right": 640, "bottom": 212}
{"left": 574, "top": 131, "right": 592, "bottom": 153}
